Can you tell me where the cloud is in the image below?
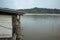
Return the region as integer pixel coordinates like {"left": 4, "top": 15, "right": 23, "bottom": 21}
{"left": 14, "top": 0, "right": 34, "bottom": 9}
{"left": 0, "top": 0, "right": 16, "bottom": 9}
{"left": 0, "top": 0, "right": 60, "bottom": 9}
{"left": 14, "top": 0, "right": 26, "bottom": 9}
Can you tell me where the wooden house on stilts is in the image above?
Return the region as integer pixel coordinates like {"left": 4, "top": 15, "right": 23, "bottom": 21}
{"left": 0, "top": 8, "right": 25, "bottom": 40}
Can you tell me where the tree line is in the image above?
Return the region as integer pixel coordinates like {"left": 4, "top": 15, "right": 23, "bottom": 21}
{"left": 17, "top": 7, "right": 60, "bottom": 14}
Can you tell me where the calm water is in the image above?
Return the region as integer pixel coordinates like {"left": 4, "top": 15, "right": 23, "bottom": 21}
{"left": 21, "top": 14, "right": 60, "bottom": 40}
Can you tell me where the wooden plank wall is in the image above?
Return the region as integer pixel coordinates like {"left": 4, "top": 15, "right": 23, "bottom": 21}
{"left": 0, "top": 15, "right": 22, "bottom": 40}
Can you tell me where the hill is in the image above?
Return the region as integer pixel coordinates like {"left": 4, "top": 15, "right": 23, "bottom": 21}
{"left": 17, "top": 7, "right": 60, "bottom": 14}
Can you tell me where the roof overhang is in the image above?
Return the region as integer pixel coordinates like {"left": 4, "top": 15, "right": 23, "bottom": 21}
{"left": 0, "top": 8, "right": 25, "bottom": 15}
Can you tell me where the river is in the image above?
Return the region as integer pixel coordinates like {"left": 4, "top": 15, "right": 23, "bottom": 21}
{"left": 21, "top": 14, "right": 60, "bottom": 40}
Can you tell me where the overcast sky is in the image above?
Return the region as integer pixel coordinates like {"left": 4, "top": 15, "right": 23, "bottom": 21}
{"left": 0, "top": 0, "right": 60, "bottom": 9}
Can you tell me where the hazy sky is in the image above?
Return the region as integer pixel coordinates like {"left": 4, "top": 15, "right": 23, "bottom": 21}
{"left": 0, "top": 0, "right": 60, "bottom": 9}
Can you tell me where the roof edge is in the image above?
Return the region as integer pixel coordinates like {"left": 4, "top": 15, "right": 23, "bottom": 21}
{"left": 0, "top": 8, "right": 25, "bottom": 15}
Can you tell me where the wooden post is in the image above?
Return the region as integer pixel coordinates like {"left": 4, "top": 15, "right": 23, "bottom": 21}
{"left": 12, "top": 15, "right": 17, "bottom": 40}
{"left": 12, "top": 15, "right": 21, "bottom": 40}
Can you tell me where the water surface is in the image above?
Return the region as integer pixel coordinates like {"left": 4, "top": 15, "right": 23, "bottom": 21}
{"left": 21, "top": 14, "right": 60, "bottom": 40}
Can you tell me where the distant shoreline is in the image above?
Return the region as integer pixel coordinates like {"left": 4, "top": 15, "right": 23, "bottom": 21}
{"left": 24, "top": 14, "right": 60, "bottom": 16}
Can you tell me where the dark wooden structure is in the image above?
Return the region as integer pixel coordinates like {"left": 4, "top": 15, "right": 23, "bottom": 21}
{"left": 0, "top": 8, "right": 25, "bottom": 40}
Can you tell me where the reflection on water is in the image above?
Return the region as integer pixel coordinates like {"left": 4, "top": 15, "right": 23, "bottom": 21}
{"left": 21, "top": 14, "right": 60, "bottom": 40}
